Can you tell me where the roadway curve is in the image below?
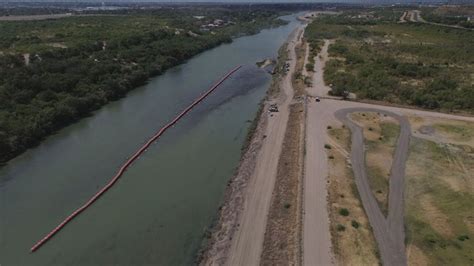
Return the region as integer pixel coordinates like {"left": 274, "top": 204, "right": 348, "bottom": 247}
{"left": 335, "top": 107, "right": 410, "bottom": 266}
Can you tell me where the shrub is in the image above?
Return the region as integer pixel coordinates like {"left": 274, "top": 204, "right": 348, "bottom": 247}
{"left": 339, "top": 208, "right": 350, "bottom": 216}
{"left": 351, "top": 220, "right": 360, "bottom": 229}
{"left": 336, "top": 224, "right": 346, "bottom": 232}
{"left": 324, "top": 144, "right": 332, "bottom": 149}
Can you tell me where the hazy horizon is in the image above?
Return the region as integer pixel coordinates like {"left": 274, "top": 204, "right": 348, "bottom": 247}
{"left": 0, "top": 0, "right": 451, "bottom": 3}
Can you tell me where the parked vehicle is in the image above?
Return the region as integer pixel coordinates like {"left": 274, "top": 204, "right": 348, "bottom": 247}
{"left": 269, "top": 103, "right": 279, "bottom": 112}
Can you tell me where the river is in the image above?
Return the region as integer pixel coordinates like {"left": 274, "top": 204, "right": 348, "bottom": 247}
{"left": 0, "top": 14, "right": 301, "bottom": 265}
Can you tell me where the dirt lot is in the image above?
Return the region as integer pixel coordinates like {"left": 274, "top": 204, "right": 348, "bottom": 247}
{"left": 327, "top": 126, "right": 380, "bottom": 265}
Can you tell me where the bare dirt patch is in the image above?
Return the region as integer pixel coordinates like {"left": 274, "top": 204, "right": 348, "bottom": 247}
{"left": 260, "top": 102, "right": 304, "bottom": 265}
{"left": 326, "top": 125, "right": 380, "bottom": 266}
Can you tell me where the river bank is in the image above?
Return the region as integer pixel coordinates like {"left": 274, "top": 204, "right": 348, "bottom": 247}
{"left": 198, "top": 24, "right": 302, "bottom": 265}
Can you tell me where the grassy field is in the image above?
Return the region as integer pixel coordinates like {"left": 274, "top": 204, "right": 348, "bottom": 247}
{"left": 327, "top": 125, "right": 380, "bottom": 265}
{"left": 406, "top": 116, "right": 474, "bottom": 265}
{"left": 350, "top": 112, "right": 400, "bottom": 215}
{"left": 304, "top": 9, "right": 474, "bottom": 113}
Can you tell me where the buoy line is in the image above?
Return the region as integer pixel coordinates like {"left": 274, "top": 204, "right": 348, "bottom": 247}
{"left": 30, "top": 65, "right": 242, "bottom": 253}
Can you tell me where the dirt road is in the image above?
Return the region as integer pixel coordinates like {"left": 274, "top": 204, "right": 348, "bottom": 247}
{"left": 406, "top": 10, "right": 473, "bottom": 31}
{"left": 225, "top": 26, "right": 303, "bottom": 266}
{"left": 302, "top": 39, "right": 335, "bottom": 266}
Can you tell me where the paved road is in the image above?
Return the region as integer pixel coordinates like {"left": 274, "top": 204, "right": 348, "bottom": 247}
{"left": 226, "top": 25, "right": 303, "bottom": 266}
{"left": 335, "top": 107, "right": 410, "bottom": 266}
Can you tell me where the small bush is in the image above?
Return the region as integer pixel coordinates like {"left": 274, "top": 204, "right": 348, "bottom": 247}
{"left": 324, "top": 144, "right": 332, "bottom": 149}
{"left": 351, "top": 220, "right": 360, "bottom": 229}
{"left": 339, "top": 208, "right": 350, "bottom": 216}
{"left": 284, "top": 203, "right": 291, "bottom": 209}
{"left": 327, "top": 125, "right": 332, "bottom": 129}
{"left": 336, "top": 224, "right": 346, "bottom": 232}
{"left": 328, "top": 155, "right": 335, "bottom": 159}
{"left": 458, "top": 235, "right": 470, "bottom": 241}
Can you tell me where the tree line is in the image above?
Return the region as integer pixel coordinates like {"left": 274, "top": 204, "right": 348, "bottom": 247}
{"left": 0, "top": 9, "right": 285, "bottom": 164}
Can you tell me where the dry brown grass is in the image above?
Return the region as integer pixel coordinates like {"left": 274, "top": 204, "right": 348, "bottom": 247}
{"left": 406, "top": 244, "right": 429, "bottom": 266}
{"left": 260, "top": 103, "right": 305, "bottom": 265}
{"left": 405, "top": 116, "right": 474, "bottom": 265}
{"left": 350, "top": 112, "right": 400, "bottom": 215}
{"left": 292, "top": 40, "right": 308, "bottom": 98}
{"left": 326, "top": 126, "right": 380, "bottom": 266}
{"left": 410, "top": 115, "right": 474, "bottom": 148}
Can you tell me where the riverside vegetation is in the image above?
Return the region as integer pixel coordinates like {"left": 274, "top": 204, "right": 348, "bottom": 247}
{"left": 0, "top": 8, "right": 286, "bottom": 164}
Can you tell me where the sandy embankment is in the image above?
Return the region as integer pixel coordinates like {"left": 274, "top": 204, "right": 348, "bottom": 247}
{"left": 198, "top": 26, "right": 303, "bottom": 265}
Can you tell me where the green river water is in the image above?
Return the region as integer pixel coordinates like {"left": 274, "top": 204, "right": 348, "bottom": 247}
{"left": 0, "top": 14, "right": 301, "bottom": 265}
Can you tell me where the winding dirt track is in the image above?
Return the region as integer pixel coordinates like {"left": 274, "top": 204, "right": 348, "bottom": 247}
{"left": 335, "top": 108, "right": 410, "bottom": 266}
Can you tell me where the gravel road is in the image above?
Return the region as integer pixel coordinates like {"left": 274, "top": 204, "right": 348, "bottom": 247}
{"left": 335, "top": 107, "right": 410, "bottom": 266}
{"left": 225, "top": 25, "right": 303, "bottom": 266}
